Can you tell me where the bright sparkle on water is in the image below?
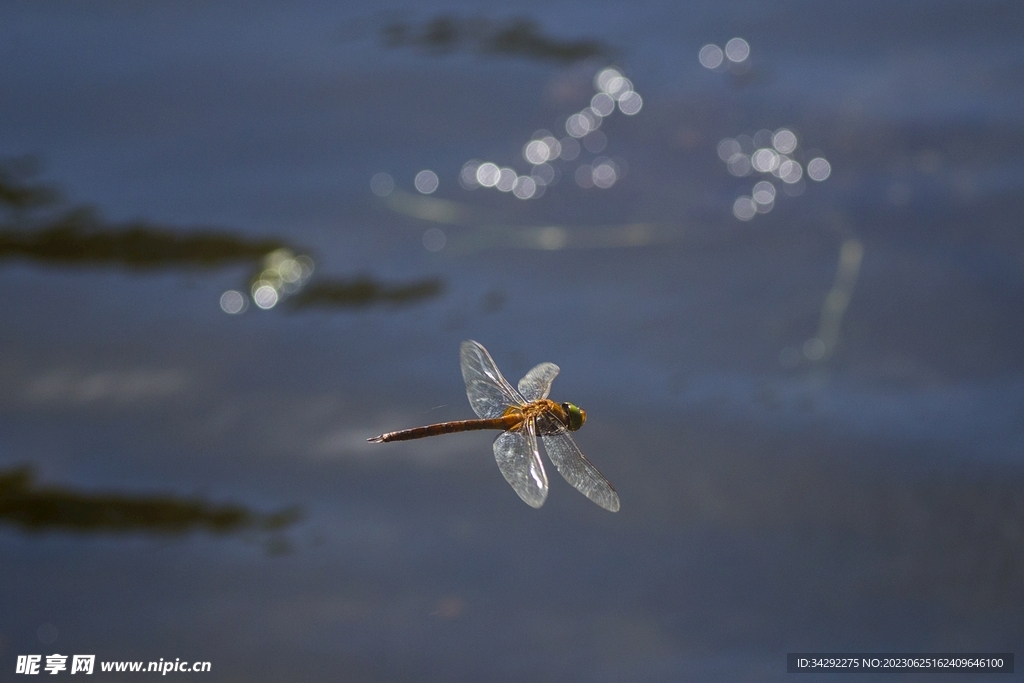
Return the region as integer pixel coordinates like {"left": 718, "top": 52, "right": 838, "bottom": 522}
{"left": 414, "top": 170, "right": 439, "bottom": 194}
{"left": 444, "top": 65, "right": 644, "bottom": 202}
{"left": 718, "top": 124, "right": 827, "bottom": 219}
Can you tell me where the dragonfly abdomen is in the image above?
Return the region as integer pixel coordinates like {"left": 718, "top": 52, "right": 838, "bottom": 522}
{"left": 368, "top": 416, "right": 519, "bottom": 443}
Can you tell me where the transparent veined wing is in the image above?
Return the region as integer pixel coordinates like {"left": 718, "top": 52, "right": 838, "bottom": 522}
{"left": 492, "top": 418, "right": 548, "bottom": 508}
{"left": 460, "top": 340, "right": 524, "bottom": 419}
{"left": 518, "top": 362, "right": 560, "bottom": 402}
{"left": 538, "top": 415, "right": 620, "bottom": 512}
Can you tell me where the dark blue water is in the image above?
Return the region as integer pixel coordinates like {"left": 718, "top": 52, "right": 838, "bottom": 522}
{"left": 2, "top": 1, "right": 1023, "bottom": 680}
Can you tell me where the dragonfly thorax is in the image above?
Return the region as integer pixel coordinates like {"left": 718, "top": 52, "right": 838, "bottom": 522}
{"left": 503, "top": 398, "right": 586, "bottom": 431}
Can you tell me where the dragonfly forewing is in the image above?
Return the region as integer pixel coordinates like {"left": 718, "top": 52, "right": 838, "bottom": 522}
{"left": 460, "top": 340, "right": 524, "bottom": 419}
{"left": 492, "top": 418, "right": 549, "bottom": 508}
{"left": 538, "top": 416, "right": 620, "bottom": 512}
{"left": 517, "top": 362, "right": 560, "bottom": 402}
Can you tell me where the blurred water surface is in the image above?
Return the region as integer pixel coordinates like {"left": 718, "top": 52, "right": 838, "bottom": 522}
{"left": 2, "top": 0, "right": 1023, "bottom": 680}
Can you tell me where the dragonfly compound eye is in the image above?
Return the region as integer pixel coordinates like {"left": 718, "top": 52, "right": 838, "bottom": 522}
{"left": 562, "top": 402, "right": 586, "bottom": 431}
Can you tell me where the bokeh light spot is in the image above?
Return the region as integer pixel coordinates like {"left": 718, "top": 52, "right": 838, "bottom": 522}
{"left": 779, "top": 159, "right": 803, "bottom": 184}
{"left": 559, "top": 137, "right": 580, "bottom": 160}
{"left": 532, "top": 163, "right": 555, "bottom": 186}
{"left": 803, "top": 337, "right": 826, "bottom": 360}
{"left": 718, "top": 138, "right": 741, "bottom": 162}
{"left": 606, "top": 76, "right": 634, "bottom": 100}
{"left": 751, "top": 148, "right": 780, "bottom": 173}
{"left": 591, "top": 160, "right": 618, "bottom": 189}
{"left": 724, "top": 37, "right": 750, "bottom": 63}
{"left": 423, "top": 227, "right": 446, "bottom": 252}
{"left": 512, "top": 175, "right": 537, "bottom": 199}
{"left": 219, "top": 290, "right": 247, "bottom": 314}
{"left": 414, "top": 170, "right": 439, "bottom": 194}
{"left": 460, "top": 160, "right": 481, "bottom": 189}
{"left": 727, "top": 153, "right": 752, "bottom": 177}
{"left": 524, "top": 140, "right": 551, "bottom": 165}
{"left": 595, "top": 67, "right": 623, "bottom": 93}
{"left": 591, "top": 92, "right": 615, "bottom": 117}
{"left": 772, "top": 129, "right": 798, "bottom": 154}
{"left": 476, "top": 162, "right": 500, "bottom": 187}
{"left": 496, "top": 168, "right": 517, "bottom": 192}
{"left": 732, "top": 196, "right": 756, "bottom": 220}
{"left": 618, "top": 91, "right": 642, "bottom": 115}
{"left": 566, "top": 113, "right": 592, "bottom": 138}
{"left": 807, "top": 157, "right": 832, "bottom": 181}
{"left": 541, "top": 136, "right": 562, "bottom": 159}
{"left": 699, "top": 44, "right": 724, "bottom": 69}
{"left": 252, "top": 284, "right": 279, "bottom": 310}
{"left": 583, "top": 130, "right": 607, "bottom": 153}
{"left": 370, "top": 172, "right": 394, "bottom": 197}
{"left": 753, "top": 180, "right": 776, "bottom": 205}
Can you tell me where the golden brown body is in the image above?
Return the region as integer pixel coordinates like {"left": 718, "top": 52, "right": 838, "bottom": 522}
{"left": 368, "top": 399, "right": 573, "bottom": 443}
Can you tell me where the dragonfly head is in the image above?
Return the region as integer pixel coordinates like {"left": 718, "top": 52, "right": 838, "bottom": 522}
{"left": 561, "top": 402, "right": 587, "bottom": 431}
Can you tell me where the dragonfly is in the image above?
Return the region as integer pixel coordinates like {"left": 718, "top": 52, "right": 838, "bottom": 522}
{"left": 368, "top": 340, "right": 619, "bottom": 512}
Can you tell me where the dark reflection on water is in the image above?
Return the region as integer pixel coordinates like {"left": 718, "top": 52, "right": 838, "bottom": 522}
{"left": 0, "top": 157, "right": 59, "bottom": 212}
{"left": 0, "top": 465, "right": 299, "bottom": 536}
{"left": 382, "top": 14, "right": 613, "bottom": 63}
{"left": 0, "top": 161, "right": 283, "bottom": 268}
{"left": 0, "top": 215, "right": 284, "bottom": 270}
{"left": 0, "top": 160, "right": 446, "bottom": 311}
{"left": 289, "top": 276, "right": 443, "bottom": 310}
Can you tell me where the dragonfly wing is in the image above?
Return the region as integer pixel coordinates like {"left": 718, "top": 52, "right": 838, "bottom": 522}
{"left": 539, "top": 416, "right": 620, "bottom": 512}
{"left": 461, "top": 340, "right": 524, "bottom": 419}
{"left": 492, "top": 419, "right": 548, "bottom": 508}
{"left": 517, "top": 362, "right": 560, "bottom": 401}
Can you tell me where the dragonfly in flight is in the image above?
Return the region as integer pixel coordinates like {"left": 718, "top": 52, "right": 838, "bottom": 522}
{"left": 368, "top": 340, "right": 619, "bottom": 511}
